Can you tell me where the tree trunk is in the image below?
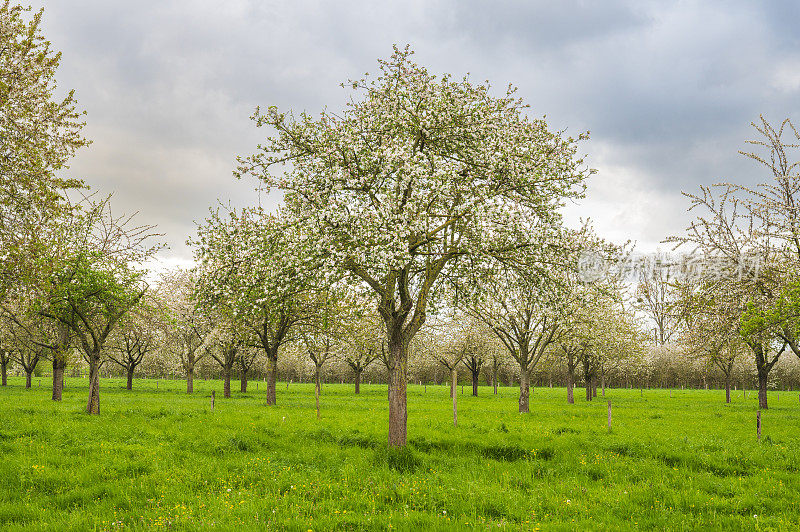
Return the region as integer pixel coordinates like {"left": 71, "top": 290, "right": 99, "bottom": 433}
{"left": 518, "top": 365, "right": 530, "bottom": 413}
{"left": 240, "top": 369, "right": 248, "bottom": 393}
{"left": 355, "top": 369, "right": 362, "bottom": 394}
{"left": 493, "top": 364, "right": 498, "bottom": 395}
{"left": 471, "top": 368, "right": 479, "bottom": 397}
{"left": 758, "top": 371, "right": 768, "bottom": 409}
{"left": 387, "top": 330, "right": 408, "bottom": 448}
{"left": 52, "top": 358, "right": 65, "bottom": 401}
{"left": 86, "top": 355, "right": 100, "bottom": 415}
{"left": 315, "top": 365, "right": 321, "bottom": 419}
{"left": 584, "top": 358, "right": 592, "bottom": 401}
{"left": 725, "top": 375, "right": 731, "bottom": 404}
{"left": 451, "top": 367, "right": 458, "bottom": 427}
{"left": 223, "top": 369, "right": 231, "bottom": 398}
{"left": 592, "top": 378, "right": 597, "bottom": 398}
{"left": 266, "top": 354, "right": 277, "bottom": 405}
{"left": 186, "top": 365, "right": 194, "bottom": 394}
{"left": 126, "top": 368, "right": 134, "bottom": 390}
{"left": 25, "top": 371, "right": 32, "bottom": 389}
{"left": 567, "top": 368, "right": 574, "bottom": 405}
{"left": 449, "top": 368, "right": 455, "bottom": 399}
{"left": 1, "top": 362, "right": 6, "bottom": 386}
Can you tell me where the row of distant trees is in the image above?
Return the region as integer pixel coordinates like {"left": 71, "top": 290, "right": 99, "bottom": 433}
{"left": 8, "top": 291, "right": 800, "bottom": 397}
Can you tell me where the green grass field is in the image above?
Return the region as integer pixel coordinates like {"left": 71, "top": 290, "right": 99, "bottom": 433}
{"left": 1, "top": 378, "right": 799, "bottom": 530}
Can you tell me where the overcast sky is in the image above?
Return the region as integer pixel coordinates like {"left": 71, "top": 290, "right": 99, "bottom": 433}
{"left": 37, "top": 0, "right": 800, "bottom": 266}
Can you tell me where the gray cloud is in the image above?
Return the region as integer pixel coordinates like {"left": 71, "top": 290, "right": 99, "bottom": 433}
{"left": 35, "top": 0, "right": 800, "bottom": 258}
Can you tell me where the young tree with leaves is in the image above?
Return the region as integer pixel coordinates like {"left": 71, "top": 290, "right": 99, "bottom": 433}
{"left": 634, "top": 255, "right": 681, "bottom": 345}
{"left": 668, "top": 181, "right": 784, "bottom": 409}
{"left": 341, "top": 311, "right": 382, "bottom": 394}
{"left": 206, "top": 318, "right": 244, "bottom": 399}
{"left": 36, "top": 198, "right": 158, "bottom": 413}
{"left": 107, "top": 308, "right": 158, "bottom": 390}
{"left": 0, "top": 1, "right": 89, "bottom": 296}
{"left": 157, "top": 269, "right": 209, "bottom": 394}
{"left": 192, "top": 207, "right": 312, "bottom": 405}
{"left": 464, "top": 252, "right": 569, "bottom": 413}
{"left": 676, "top": 278, "right": 743, "bottom": 403}
{"left": 236, "top": 348, "right": 258, "bottom": 393}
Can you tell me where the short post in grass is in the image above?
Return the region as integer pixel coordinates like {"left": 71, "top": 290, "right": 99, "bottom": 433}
{"left": 757, "top": 410, "right": 761, "bottom": 440}
{"left": 607, "top": 400, "right": 612, "bottom": 432}
{"left": 211, "top": 390, "right": 215, "bottom": 411}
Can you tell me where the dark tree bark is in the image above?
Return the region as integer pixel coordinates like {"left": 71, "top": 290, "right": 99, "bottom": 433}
{"left": 725, "top": 376, "right": 731, "bottom": 403}
{"left": 0, "top": 350, "right": 9, "bottom": 386}
{"left": 223, "top": 369, "right": 231, "bottom": 398}
{"left": 315, "top": 364, "right": 322, "bottom": 419}
{"left": 253, "top": 311, "right": 296, "bottom": 407}
{"left": 583, "top": 356, "right": 593, "bottom": 402}
{"left": 237, "top": 350, "right": 257, "bottom": 394}
{"left": 565, "top": 348, "right": 576, "bottom": 405}
{"left": 186, "top": 366, "right": 194, "bottom": 394}
{"left": 346, "top": 350, "right": 377, "bottom": 396}
{"left": 52, "top": 357, "right": 65, "bottom": 401}
{"left": 108, "top": 329, "right": 152, "bottom": 392}
{"left": 266, "top": 353, "right": 277, "bottom": 405}
{"left": 15, "top": 347, "right": 41, "bottom": 390}
{"left": 211, "top": 343, "right": 237, "bottom": 399}
{"left": 712, "top": 355, "right": 735, "bottom": 404}
{"left": 757, "top": 372, "right": 768, "bottom": 410}
{"left": 387, "top": 326, "right": 408, "bottom": 448}
{"left": 748, "top": 340, "right": 785, "bottom": 410}
{"left": 518, "top": 364, "right": 530, "bottom": 413}
{"left": 462, "top": 355, "right": 483, "bottom": 397}
{"left": 86, "top": 353, "right": 101, "bottom": 414}
{"left": 484, "top": 315, "right": 558, "bottom": 415}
